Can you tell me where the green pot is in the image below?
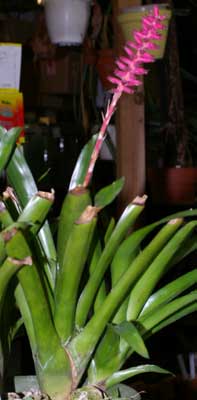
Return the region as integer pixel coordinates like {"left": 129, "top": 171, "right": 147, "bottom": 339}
{"left": 117, "top": 4, "right": 172, "bottom": 59}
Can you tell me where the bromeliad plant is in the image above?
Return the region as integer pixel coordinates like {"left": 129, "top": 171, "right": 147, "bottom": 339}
{"left": 0, "top": 6, "right": 197, "bottom": 400}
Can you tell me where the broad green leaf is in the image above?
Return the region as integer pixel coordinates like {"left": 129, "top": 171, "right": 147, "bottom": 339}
{"left": 69, "top": 134, "right": 98, "bottom": 190}
{"left": 105, "top": 364, "right": 172, "bottom": 388}
{"left": 112, "top": 321, "right": 149, "bottom": 359}
{"left": 6, "top": 145, "right": 38, "bottom": 204}
{"left": 94, "top": 177, "right": 125, "bottom": 209}
{"left": 0, "top": 126, "right": 21, "bottom": 173}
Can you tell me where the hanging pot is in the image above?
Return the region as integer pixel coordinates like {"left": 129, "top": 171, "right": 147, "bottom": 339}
{"left": 117, "top": 4, "right": 172, "bottom": 59}
{"left": 44, "top": 0, "right": 91, "bottom": 46}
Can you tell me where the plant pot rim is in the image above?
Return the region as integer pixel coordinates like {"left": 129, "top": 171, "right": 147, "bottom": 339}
{"left": 120, "top": 3, "right": 171, "bottom": 14}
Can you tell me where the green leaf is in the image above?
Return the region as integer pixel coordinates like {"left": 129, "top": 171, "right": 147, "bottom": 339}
{"left": 0, "top": 256, "right": 31, "bottom": 311}
{"left": 38, "top": 168, "right": 51, "bottom": 182}
{"left": 112, "top": 321, "right": 149, "bottom": 359}
{"left": 105, "top": 364, "right": 172, "bottom": 388}
{"left": 6, "top": 145, "right": 38, "bottom": 204}
{"left": 6, "top": 145, "right": 57, "bottom": 283}
{"left": 140, "top": 269, "right": 197, "bottom": 318}
{"left": 94, "top": 177, "right": 125, "bottom": 209}
{"left": 0, "top": 126, "right": 21, "bottom": 173}
{"left": 140, "top": 290, "right": 197, "bottom": 333}
{"left": 88, "top": 325, "right": 120, "bottom": 383}
{"left": 127, "top": 220, "right": 197, "bottom": 321}
{"left": 151, "top": 302, "right": 197, "bottom": 335}
{"left": 69, "top": 134, "right": 98, "bottom": 190}
{"left": 75, "top": 197, "right": 147, "bottom": 329}
{"left": 106, "top": 383, "right": 141, "bottom": 400}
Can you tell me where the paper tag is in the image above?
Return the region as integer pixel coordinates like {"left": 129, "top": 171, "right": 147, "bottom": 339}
{"left": 0, "top": 43, "right": 22, "bottom": 90}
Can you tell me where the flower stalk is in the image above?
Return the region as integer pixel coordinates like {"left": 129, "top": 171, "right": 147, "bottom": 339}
{"left": 83, "top": 6, "right": 166, "bottom": 188}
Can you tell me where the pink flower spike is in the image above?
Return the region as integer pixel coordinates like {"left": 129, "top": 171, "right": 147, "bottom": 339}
{"left": 153, "top": 5, "right": 159, "bottom": 17}
{"left": 134, "top": 30, "right": 147, "bottom": 40}
{"left": 139, "top": 52, "right": 155, "bottom": 63}
{"left": 128, "top": 78, "right": 142, "bottom": 86}
{"left": 143, "top": 16, "right": 155, "bottom": 26}
{"left": 153, "top": 5, "right": 166, "bottom": 20}
{"left": 149, "top": 31, "right": 161, "bottom": 40}
{"left": 82, "top": 4, "right": 168, "bottom": 188}
{"left": 128, "top": 42, "right": 141, "bottom": 50}
{"left": 115, "top": 60, "right": 127, "bottom": 70}
{"left": 144, "top": 42, "right": 159, "bottom": 50}
{"left": 114, "top": 69, "right": 126, "bottom": 78}
{"left": 124, "top": 45, "right": 134, "bottom": 56}
{"left": 133, "top": 31, "right": 143, "bottom": 45}
{"left": 123, "top": 86, "right": 135, "bottom": 94}
{"left": 107, "top": 76, "right": 121, "bottom": 85}
{"left": 126, "top": 40, "right": 137, "bottom": 49}
{"left": 134, "top": 66, "right": 148, "bottom": 75}
{"left": 112, "top": 87, "right": 122, "bottom": 94}
{"left": 153, "top": 21, "right": 166, "bottom": 30}
{"left": 119, "top": 56, "right": 132, "bottom": 65}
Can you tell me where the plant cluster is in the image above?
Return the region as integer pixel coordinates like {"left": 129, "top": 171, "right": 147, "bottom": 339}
{"left": 0, "top": 6, "right": 196, "bottom": 400}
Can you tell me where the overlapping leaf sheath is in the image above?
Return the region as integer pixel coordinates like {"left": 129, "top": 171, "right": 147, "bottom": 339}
{"left": 5, "top": 143, "right": 57, "bottom": 283}
{"left": 55, "top": 205, "right": 99, "bottom": 343}
{"left": 57, "top": 187, "right": 91, "bottom": 269}
{"left": 75, "top": 195, "right": 147, "bottom": 328}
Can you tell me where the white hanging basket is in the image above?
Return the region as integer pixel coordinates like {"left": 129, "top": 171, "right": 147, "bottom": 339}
{"left": 44, "top": 0, "right": 91, "bottom": 46}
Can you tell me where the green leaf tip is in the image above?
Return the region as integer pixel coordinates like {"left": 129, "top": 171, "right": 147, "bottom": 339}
{"left": 94, "top": 177, "right": 125, "bottom": 209}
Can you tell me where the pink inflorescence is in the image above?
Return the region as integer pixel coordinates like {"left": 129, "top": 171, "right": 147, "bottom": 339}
{"left": 108, "top": 6, "right": 166, "bottom": 94}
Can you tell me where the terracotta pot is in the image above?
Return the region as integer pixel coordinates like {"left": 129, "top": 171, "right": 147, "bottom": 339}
{"left": 96, "top": 48, "right": 116, "bottom": 90}
{"left": 117, "top": 4, "right": 172, "bottom": 59}
{"left": 147, "top": 167, "right": 197, "bottom": 205}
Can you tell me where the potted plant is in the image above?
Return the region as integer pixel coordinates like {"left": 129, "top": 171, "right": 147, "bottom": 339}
{"left": 146, "top": 3, "right": 197, "bottom": 207}
{"left": 0, "top": 7, "right": 197, "bottom": 400}
{"left": 117, "top": 3, "right": 172, "bottom": 60}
